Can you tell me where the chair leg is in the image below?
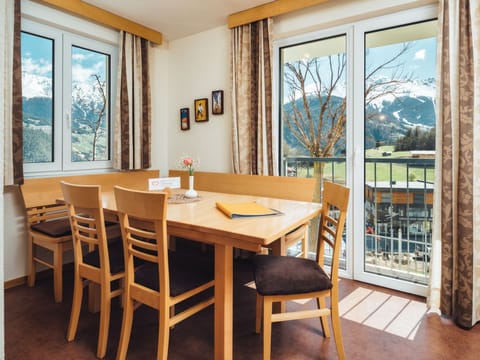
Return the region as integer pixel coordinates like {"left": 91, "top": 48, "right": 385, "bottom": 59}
{"left": 168, "top": 235, "right": 176, "bottom": 251}
{"left": 158, "top": 303, "right": 170, "bottom": 360}
{"left": 169, "top": 306, "right": 175, "bottom": 329}
{"left": 53, "top": 243, "right": 63, "bottom": 303}
{"left": 317, "top": 297, "right": 330, "bottom": 338}
{"left": 27, "top": 236, "right": 36, "bottom": 287}
{"left": 301, "top": 226, "right": 308, "bottom": 258}
{"left": 67, "top": 271, "right": 84, "bottom": 342}
{"left": 97, "top": 285, "right": 111, "bottom": 358}
{"left": 88, "top": 283, "right": 100, "bottom": 313}
{"left": 263, "top": 297, "right": 273, "bottom": 360}
{"left": 331, "top": 294, "right": 346, "bottom": 360}
{"left": 255, "top": 294, "right": 262, "bottom": 333}
{"left": 116, "top": 294, "right": 134, "bottom": 360}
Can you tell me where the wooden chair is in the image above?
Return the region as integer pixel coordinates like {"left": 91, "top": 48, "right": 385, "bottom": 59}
{"left": 21, "top": 196, "right": 73, "bottom": 303}
{"left": 61, "top": 181, "right": 124, "bottom": 359}
{"left": 114, "top": 186, "right": 215, "bottom": 360}
{"left": 19, "top": 170, "right": 159, "bottom": 303}
{"left": 252, "top": 181, "right": 350, "bottom": 360}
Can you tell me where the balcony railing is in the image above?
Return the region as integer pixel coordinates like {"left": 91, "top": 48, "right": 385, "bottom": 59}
{"left": 283, "top": 155, "right": 435, "bottom": 285}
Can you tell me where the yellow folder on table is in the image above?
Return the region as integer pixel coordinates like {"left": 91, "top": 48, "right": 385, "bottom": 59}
{"left": 216, "top": 201, "right": 282, "bottom": 219}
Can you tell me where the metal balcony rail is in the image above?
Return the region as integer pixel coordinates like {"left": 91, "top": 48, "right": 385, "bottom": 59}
{"left": 283, "top": 155, "right": 435, "bottom": 285}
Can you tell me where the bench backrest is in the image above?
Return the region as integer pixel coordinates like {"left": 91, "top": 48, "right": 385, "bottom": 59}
{"left": 21, "top": 169, "right": 160, "bottom": 209}
{"left": 168, "top": 170, "right": 317, "bottom": 202}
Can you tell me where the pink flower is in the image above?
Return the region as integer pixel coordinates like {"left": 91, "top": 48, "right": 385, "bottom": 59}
{"left": 183, "top": 157, "right": 193, "bottom": 166}
{"left": 179, "top": 155, "right": 198, "bottom": 175}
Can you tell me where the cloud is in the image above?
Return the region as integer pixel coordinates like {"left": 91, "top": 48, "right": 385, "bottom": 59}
{"left": 22, "top": 56, "right": 52, "bottom": 77}
{"left": 414, "top": 49, "right": 426, "bottom": 60}
{"left": 71, "top": 61, "right": 105, "bottom": 83}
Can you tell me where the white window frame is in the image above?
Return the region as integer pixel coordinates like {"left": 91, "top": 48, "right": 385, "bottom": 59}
{"left": 273, "top": 24, "right": 354, "bottom": 281}
{"left": 21, "top": 7, "right": 118, "bottom": 176}
{"left": 21, "top": 19, "right": 62, "bottom": 174}
{"left": 273, "top": 4, "right": 437, "bottom": 296}
{"left": 352, "top": 5, "right": 437, "bottom": 297}
{"left": 62, "top": 33, "right": 117, "bottom": 171}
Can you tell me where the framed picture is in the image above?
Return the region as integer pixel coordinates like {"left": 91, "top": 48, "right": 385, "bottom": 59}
{"left": 180, "top": 108, "right": 190, "bottom": 130}
{"left": 212, "top": 90, "right": 224, "bottom": 115}
{"left": 194, "top": 98, "right": 208, "bottom": 122}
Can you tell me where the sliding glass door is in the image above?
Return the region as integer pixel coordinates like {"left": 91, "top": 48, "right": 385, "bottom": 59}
{"left": 279, "top": 34, "right": 348, "bottom": 266}
{"left": 276, "top": 6, "right": 437, "bottom": 296}
{"left": 362, "top": 20, "right": 437, "bottom": 292}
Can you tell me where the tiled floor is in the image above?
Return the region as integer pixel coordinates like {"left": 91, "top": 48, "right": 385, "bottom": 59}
{"left": 5, "top": 255, "right": 480, "bottom": 359}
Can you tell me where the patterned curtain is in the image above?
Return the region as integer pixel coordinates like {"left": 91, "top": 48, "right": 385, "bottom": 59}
{"left": 231, "top": 19, "right": 277, "bottom": 175}
{"left": 3, "top": 0, "right": 23, "bottom": 185}
{"left": 113, "top": 31, "right": 151, "bottom": 170}
{"left": 428, "top": 0, "right": 480, "bottom": 328}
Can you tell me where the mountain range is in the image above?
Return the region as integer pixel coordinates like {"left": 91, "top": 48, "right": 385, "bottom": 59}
{"left": 283, "top": 80, "right": 436, "bottom": 155}
{"left": 23, "top": 71, "right": 436, "bottom": 157}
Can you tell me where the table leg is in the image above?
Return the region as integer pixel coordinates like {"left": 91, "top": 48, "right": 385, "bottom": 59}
{"left": 270, "top": 240, "right": 286, "bottom": 313}
{"left": 214, "top": 244, "right": 233, "bottom": 360}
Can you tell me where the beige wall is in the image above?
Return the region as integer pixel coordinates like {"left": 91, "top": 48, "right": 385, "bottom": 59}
{"left": 166, "top": 26, "right": 233, "bottom": 174}
{"left": 160, "top": 0, "right": 436, "bottom": 176}
{"left": 4, "top": 0, "right": 436, "bottom": 282}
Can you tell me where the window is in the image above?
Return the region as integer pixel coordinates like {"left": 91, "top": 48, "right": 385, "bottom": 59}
{"left": 381, "top": 193, "right": 392, "bottom": 203}
{"left": 276, "top": 5, "right": 437, "bottom": 296}
{"left": 21, "top": 19, "right": 117, "bottom": 174}
{"left": 413, "top": 192, "right": 425, "bottom": 204}
{"left": 279, "top": 34, "right": 348, "bottom": 268}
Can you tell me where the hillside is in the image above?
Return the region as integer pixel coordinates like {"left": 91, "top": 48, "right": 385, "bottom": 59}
{"left": 283, "top": 93, "right": 435, "bottom": 155}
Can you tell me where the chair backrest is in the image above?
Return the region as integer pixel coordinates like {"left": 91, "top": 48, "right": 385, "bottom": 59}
{"left": 114, "top": 186, "right": 169, "bottom": 307}
{"left": 316, "top": 181, "right": 350, "bottom": 283}
{"left": 25, "top": 203, "right": 70, "bottom": 229}
{"left": 60, "top": 181, "right": 110, "bottom": 273}
{"left": 168, "top": 170, "right": 317, "bottom": 202}
{"left": 21, "top": 169, "right": 160, "bottom": 209}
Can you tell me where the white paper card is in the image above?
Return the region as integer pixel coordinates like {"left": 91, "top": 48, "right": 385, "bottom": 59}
{"left": 148, "top": 177, "right": 181, "bottom": 191}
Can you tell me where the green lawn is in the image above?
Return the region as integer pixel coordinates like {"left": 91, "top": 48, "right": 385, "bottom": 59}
{"left": 289, "top": 146, "right": 435, "bottom": 183}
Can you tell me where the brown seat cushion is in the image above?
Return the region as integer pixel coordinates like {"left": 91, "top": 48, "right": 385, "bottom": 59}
{"left": 83, "top": 238, "right": 125, "bottom": 275}
{"left": 30, "top": 218, "right": 71, "bottom": 237}
{"left": 135, "top": 249, "right": 214, "bottom": 297}
{"left": 252, "top": 255, "right": 332, "bottom": 296}
{"left": 31, "top": 219, "right": 118, "bottom": 238}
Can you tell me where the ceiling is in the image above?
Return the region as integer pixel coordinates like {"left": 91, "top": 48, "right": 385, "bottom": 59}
{"left": 83, "top": 0, "right": 273, "bottom": 42}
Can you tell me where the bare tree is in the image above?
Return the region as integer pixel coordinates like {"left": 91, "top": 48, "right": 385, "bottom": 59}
{"left": 72, "top": 74, "right": 107, "bottom": 161}
{"left": 283, "top": 43, "right": 413, "bottom": 199}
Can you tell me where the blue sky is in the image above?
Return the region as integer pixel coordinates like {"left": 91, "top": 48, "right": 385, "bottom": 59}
{"left": 282, "top": 35, "right": 437, "bottom": 104}
{"left": 21, "top": 32, "right": 53, "bottom": 78}
{"left": 21, "top": 32, "right": 107, "bottom": 98}
{"left": 367, "top": 38, "right": 437, "bottom": 80}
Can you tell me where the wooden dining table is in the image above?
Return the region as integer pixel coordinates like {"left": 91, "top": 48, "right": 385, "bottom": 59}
{"left": 100, "top": 188, "right": 322, "bottom": 359}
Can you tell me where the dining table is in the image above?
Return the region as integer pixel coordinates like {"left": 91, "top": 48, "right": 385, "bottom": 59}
{"left": 99, "top": 187, "right": 322, "bottom": 359}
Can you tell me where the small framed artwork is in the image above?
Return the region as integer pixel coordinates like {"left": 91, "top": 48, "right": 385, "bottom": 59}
{"left": 180, "top": 108, "right": 190, "bottom": 130}
{"left": 212, "top": 90, "right": 224, "bottom": 115}
{"left": 194, "top": 98, "right": 208, "bottom": 122}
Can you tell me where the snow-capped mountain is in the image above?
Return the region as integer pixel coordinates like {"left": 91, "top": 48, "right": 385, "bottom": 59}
{"left": 367, "top": 77, "right": 436, "bottom": 110}
{"left": 282, "top": 77, "right": 437, "bottom": 154}
{"left": 22, "top": 72, "right": 52, "bottom": 99}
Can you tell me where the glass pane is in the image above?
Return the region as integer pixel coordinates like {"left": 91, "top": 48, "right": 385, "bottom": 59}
{"left": 280, "top": 35, "right": 347, "bottom": 267}
{"left": 21, "top": 32, "right": 54, "bottom": 163}
{"left": 71, "top": 46, "right": 110, "bottom": 162}
{"left": 364, "top": 20, "right": 437, "bottom": 285}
